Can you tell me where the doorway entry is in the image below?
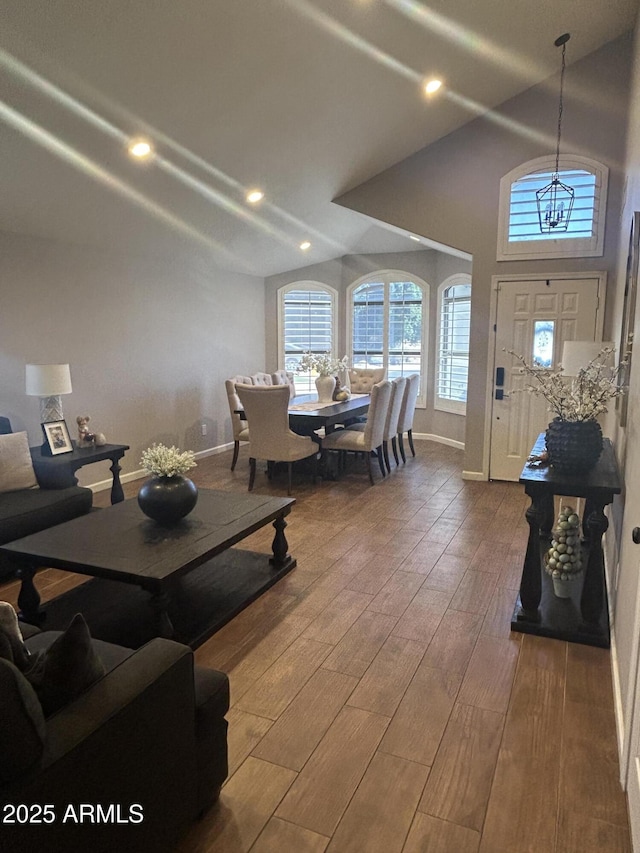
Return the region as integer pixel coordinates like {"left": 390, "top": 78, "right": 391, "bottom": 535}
{"left": 489, "top": 273, "right": 605, "bottom": 481}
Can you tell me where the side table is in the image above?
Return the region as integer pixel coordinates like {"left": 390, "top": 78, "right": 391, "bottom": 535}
{"left": 30, "top": 442, "right": 130, "bottom": 504}
{"left": 511, "top": 433, "right": 621, "bottom": 648}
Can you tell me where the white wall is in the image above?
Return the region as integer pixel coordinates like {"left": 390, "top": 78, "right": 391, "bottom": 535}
{"left": 0, "top": 231, "right": 265, "bottom": 487}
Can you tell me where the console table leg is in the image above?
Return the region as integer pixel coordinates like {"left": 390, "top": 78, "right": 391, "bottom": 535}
{"left": 17, "top": 564, "right": 44, "bottom": 625}
{"left": 271, "top": 515, "right": 289, "bottom": 568}
{"left": 516, "top": 493, "right": 543, "bottom": 622}
{"left": 110, "top": 457, "right": 125, "bottom": 504}
{"left": 580, "top": 501, "right": 607, "bottom": 633}
{"left": 149, "top": 590, "right": 175, "bottom": 638}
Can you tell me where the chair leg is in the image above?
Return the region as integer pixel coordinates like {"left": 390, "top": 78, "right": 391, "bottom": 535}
{"left": 248, "top": 458, "right": 256, "bottom": 491}
{"left": 398, "top": 433, "right": 406, "bottom": 464}
{"left": 383, "top": 441, "right": 391, "bottom": 474}
{"left": 391, "top": 436, "right": 400, "bottom": 466}
{"left": 408, "top": 429, "right": 416, "bottom": 457}
{"left": 367, "top": 454, "right": 375, "bottom": 486}
{"left": 376, "top": 446, "right": 386, "bottom": 477}
{"left": 287, "top": 462, "right": 293, "bottom": 496}
{"left": 231, "top": 441, "right": 240, "bottom": 471}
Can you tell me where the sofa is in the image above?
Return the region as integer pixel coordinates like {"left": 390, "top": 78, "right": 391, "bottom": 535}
{"left": 0, "top": 417, "right": 93, "bottom": 579}
{"left": 0, "top": 619, "right": 230, "bottom": 853}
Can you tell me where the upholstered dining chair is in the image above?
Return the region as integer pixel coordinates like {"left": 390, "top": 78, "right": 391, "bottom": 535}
{"left": 348, "top": 367, "right": 386, "bottom": 394}
{"left": 345, "top": 377, "right": 406, "bottom": 473}
{"left": 251, "top": 372, "right": 273, "bottom": 386}
{"left": 397, "top": 373, "right": 420, "bottom": 462}
{"left": 225, "top": 378, "right": 251, "bottom": 471}
{"left": 235, "top": 384, "right": 318, "bottom": 495}
{"left": 271, "top": 369, "right": 296, "bottom": 398}
{"left": 321, "top": 380, "right": 392, "bottom": 486}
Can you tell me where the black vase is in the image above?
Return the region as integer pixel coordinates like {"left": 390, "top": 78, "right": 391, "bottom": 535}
{"left": 138, "top": 475, "right": 198, "bottom": 524}
{"left": 545, "top": 418, "right": 603, "bottom": 475}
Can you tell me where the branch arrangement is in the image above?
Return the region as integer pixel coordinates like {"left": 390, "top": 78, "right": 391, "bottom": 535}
{"left": 506, "top": 346, "right": 627, "bottom": 421}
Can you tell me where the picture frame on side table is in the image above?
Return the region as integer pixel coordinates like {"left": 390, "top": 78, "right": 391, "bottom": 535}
{"left": 42, "top": 419, "right": 73, "bottom": 455}
{"left": 617, "top": 211, "right": 640, "bottom": 428}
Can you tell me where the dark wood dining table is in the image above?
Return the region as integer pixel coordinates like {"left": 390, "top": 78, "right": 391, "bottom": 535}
{"left": 235, "top": 393, "right": 370, "bottom": 437}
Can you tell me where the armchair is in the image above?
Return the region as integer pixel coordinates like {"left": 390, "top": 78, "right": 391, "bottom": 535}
{"left": 1, "top": 622, "right": 229, "bottom": 853}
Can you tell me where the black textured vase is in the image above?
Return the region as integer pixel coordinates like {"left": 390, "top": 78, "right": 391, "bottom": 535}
{"left": 545, "top": 418, "right": 603, "bottom": 475}
{"left": 137, "top": 475, "right": 198, "bottom": 524}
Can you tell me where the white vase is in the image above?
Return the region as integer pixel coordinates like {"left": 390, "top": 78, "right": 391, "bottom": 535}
{"left": 552, "top": 576, "right": 573, "bottom": 598}
{"left": 315, "top": 374, "right": 336, "bottom": 402}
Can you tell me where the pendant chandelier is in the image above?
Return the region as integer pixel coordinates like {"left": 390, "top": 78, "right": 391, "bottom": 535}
{"left": 536, "top": 33, "right": 574, "bottom": 233}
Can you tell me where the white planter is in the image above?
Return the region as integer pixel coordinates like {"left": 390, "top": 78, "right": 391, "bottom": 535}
{"left": 315, "top": 374, "right": 336, "bottom": 403}
{"left": 552, "top": 575, "right": 578, "bottom": 598}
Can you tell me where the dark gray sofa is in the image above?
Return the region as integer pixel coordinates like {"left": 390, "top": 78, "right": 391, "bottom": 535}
{"left": 0, "top": 417, "right": 93, "bottom": 579}
{"left": 1, "top": 622, "right": 229, "bottom": 853}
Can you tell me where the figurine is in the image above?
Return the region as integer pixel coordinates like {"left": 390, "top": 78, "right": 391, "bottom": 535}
{"left": 76, "top": 415, "right": 102, "bottom": 448}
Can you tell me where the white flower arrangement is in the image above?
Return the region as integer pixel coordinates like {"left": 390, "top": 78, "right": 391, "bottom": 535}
{"left": 140, "top": 443, "right": 197, "bottom": 478}
{"left": 507, "top": 346, "right": 626, "bottom": 422}
{"left": 297, "top": 352, "right": 348, "bottom": 377}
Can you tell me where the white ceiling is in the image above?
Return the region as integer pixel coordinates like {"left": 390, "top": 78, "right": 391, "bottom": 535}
{"left": 0, "top": 0, "right": 636, "bottom": 277}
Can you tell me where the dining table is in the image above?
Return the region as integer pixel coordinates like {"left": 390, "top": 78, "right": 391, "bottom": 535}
{"left": 235, "top": 393, "right": 370, "bottom": 436}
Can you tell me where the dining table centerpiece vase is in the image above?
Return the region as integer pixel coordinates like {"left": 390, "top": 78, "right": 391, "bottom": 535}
{"left": 138, "top": 443, "right": 198, "bottom": 524}
{"left": 508, "top": 344, "right": 626, "bottom": 475}
{"left": 298, "top": 352, "right": 348, "bottom": 403}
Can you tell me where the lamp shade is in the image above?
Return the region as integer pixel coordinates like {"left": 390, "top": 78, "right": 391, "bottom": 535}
{"left": 561, "top": 342, "right": 613, "bottom": 377}
{"left": 25, "top": 363, "right": 72, "bottom": 396}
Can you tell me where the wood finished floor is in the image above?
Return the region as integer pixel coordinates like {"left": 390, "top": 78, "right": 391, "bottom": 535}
{"left": 1, "top": 442, "right": 631, "bottom": 852}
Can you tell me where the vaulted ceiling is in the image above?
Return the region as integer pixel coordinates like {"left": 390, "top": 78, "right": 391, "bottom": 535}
{"left": 0, "top": 0, "right": 636, "bottom": 276}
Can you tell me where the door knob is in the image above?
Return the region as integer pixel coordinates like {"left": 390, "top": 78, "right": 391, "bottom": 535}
{"left": 633, "top": 527, "right": 640, "bottom": 544}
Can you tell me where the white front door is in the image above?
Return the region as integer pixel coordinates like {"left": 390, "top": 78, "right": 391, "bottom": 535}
{"left": 489, "top": 275, "right": 602, "bottom": 481}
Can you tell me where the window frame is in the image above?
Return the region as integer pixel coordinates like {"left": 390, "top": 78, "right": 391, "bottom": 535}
{"left": 435, "top": 273, "right": 471, "bottom": 416}
{"left": 277, "top": 281, "right": 338, "bottom": 393}
{"left": 497, "top": 155, "right": 608, "bottom": 261}
{"left": 347, "top": 269, "right": 429, "bottom": 409}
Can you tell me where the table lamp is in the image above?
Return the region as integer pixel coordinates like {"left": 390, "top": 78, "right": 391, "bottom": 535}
{"left": 26, "top": 363, "right": 72, "bottom": 423}
{"left": 560, "top": 341, "right": 613, "bottom": 376}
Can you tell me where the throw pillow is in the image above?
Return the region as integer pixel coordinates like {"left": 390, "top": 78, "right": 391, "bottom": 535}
{"left": 0, "top": 431, "right": 38, "bottom": 494}
{"left": 0, "top": 657, "right": 46, "bottom": 785}
{"left": 0, "top": 601, "right": 31, "bottom": 670}
{"left": 27, "top": 613, "right": 106, "bottom": 717}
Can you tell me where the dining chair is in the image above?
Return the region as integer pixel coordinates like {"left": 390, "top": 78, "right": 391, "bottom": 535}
{"left": 348, "top": 367, "right": 386, "bottom": 394}
{"left": 225, "top": 378, "right": 250, "bottom": 471}
{"left": 271, "top": 369, "right": 296, "bottom": 398}
{"left": 251, "top": 372, "right": 273, "bottom": 386}
{"left": 344, "top": 376, "right": 406, "bottom": 473}
{"left": 321, "top": 380, "right": 392, "bottom": 485}
{"left": 397, "top": 373, "right": 420, "bottom": 462}
{"left": 235, "top": 384, "right": 318, "bottom": 495}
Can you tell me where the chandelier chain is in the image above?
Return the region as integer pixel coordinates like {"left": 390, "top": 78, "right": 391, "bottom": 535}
{"left": 555, "top": 40, "right": 567, "bottom": 176}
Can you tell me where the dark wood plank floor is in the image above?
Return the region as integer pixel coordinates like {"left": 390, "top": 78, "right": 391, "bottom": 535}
{"left": 1, "top": 441, "right": 630, "bottom": 852}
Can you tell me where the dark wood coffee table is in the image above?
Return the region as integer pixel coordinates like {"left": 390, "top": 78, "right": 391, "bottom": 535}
{"left": 1, "top": 489, "right": 296, "bottom": 645}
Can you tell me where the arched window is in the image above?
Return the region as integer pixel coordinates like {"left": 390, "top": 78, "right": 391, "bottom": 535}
{"left": 278, "top": 281, "right": 338, "bottom": 393}
{"left": 436, "top": 274, "right": 471, "bottom": 415}
{"left": 497, "top": 155, "right": 608, "bottom": 260}
{"left": 348, "top": 271, "right": 428, "bottom": 407}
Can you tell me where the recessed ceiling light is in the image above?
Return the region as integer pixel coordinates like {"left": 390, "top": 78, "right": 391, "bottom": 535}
{"left": 409, "top": 235, "right": 421, "bottom": 242}
{"left": 246, "top": 190, "right": 264, "bottom": 204}
{"left": 127, "top": 138, "right": 154, "bottom": 160}
{"left": 300, "top": 241, "right": 312, "bottom": 251}
{"left": 424, "top": 79, "right": 443, "bottom": 95}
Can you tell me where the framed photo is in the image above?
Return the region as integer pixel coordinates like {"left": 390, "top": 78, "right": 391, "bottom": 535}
{"left": 42, "top": 419, "right": 73, "bottom": 455}
{"left": 617, "top": 211, "right": 640, "bottom": 427}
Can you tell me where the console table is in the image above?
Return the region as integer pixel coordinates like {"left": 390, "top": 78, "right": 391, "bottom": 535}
{"left": 511, "top": 433, "right": 621, "bottom": 648}
{"left": 30, "top": 442, "right": 129, "bottom": 504}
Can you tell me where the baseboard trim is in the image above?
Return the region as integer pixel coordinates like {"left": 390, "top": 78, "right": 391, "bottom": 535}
{"left": 461, "top": 470, "right": 487, "bottom": 481}
{"left": 414, "top": 432, "right": 465, "bottom": 451}
{"left": 88, "top": 441, "right": 235, "bottom": 493}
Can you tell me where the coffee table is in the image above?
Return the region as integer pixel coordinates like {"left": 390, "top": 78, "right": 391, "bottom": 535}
{"left": 1, "top": 489, "right": 296, "bottom": 646}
